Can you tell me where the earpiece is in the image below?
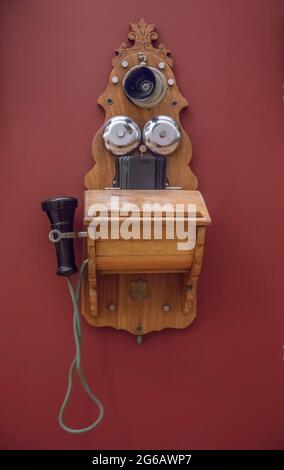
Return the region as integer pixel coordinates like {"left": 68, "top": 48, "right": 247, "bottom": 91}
{"left": 143, "top": 115, "right": 181, "bottom": 155}
{"left": 123, "top": 65, "right": 166, "bottom": 108}
{"left": 102, "top": 115, "right": 141, "bottom": 155}
{"left": 41, "top": 197, "right": 78, "bottom": 276}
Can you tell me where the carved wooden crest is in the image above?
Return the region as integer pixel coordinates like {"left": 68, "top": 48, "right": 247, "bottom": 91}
{"left": 113, "top": 18, "right": 173, "bottom": 68}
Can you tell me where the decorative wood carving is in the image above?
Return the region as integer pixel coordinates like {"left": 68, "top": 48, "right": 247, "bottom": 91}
{"left": 129, "top": 279, "right": 150, "bottom": 301}
{"left": 113, "top": 18, "right": 173, "bottom": 68}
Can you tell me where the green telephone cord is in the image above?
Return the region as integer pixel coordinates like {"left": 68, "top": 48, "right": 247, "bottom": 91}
{"left": 58, "top": 259, "right": 105, "bottom": 434}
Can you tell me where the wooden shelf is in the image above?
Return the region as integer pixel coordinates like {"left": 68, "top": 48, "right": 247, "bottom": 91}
{"left": 84, "top": 190, "right": 211, "bottom": 225}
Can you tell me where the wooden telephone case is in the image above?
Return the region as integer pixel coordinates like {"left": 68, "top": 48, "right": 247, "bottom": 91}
{"left": 81, "top": 19, "right": 211, "bottom": 337}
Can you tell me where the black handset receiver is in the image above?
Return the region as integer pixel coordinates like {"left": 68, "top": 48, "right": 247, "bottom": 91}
{"left": 41, "top": 197, "right": 78, "bottom": 276}
{"left": 41, "top": 196, "right": 104, "bottom": 433}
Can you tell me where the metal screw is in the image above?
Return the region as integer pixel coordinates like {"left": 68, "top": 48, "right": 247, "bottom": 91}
{"left": 163, "top": 304, "right": 171, "bottom": 312}
{"left": 106, "top": 98, "right": 113, "bottom": 105}
{"left": 139, "top": 144, "right": 147, "bottom": 154}
{"left": 112, "top": 76, "right": 119, "bottom": 84}
{"left": 108, "top": 303, "right": 116, "bottom": 311}
{"left": 138, "top": 54, "right": 147, "bottom": 63}
{"left": 137, "top": 335, "right": 143, "bottom": 345}
{"left": 168, "top": 78, "right": 174, "bottom": 86}
{"left": 159, "top": 62, "right": 165, "bottom": 70}
{"left": 117, "top": 129, "right": 125, "bottom": 138}
{"left": 142, "top": 82, "right": 151, "bottom": 92}
{"left": 171, "top": 99, "right": 178, "bottom": 107}
{"left": 121, "top": 60, "right": 129, "bottom": 68}
{"left": 159, "top": 130, "right": 167, "bottom": 138}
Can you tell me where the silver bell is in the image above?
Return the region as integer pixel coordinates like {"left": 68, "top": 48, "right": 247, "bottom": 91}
{"left": 143, "top": 115, "right": 181, "bottom": 155}
{"left": 102, "top": 116, "right": 141, "bottom": 156}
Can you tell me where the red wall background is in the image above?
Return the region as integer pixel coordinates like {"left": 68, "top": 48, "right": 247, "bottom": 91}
{"left": 1, "top": 0, "right": 284, "bottom": 450}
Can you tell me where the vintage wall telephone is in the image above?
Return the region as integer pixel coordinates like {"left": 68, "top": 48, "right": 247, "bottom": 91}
{"left": 41, "top": 20, "right": 211, "bottom": 434}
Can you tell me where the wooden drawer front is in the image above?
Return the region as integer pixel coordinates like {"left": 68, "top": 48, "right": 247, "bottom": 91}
{"left": 95, "top": 239, "right": 194, "bottom": 272}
